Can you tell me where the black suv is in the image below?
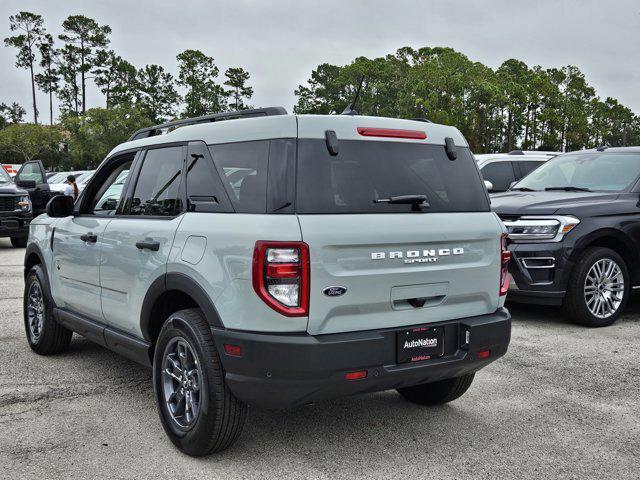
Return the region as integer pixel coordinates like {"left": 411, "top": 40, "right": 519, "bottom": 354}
{"left": 491, "top": 147, "right": 640, "bottom": 327}
{"left": 0, "top": 166, "right": 32, "bottom": 247}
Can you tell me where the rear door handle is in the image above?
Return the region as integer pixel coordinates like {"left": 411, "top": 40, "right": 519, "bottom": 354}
{"left": 136, "top": 239, "right": 160, "bottom": 251}
{"left": 80, "top": 233, "right": 97, "bottom": 243}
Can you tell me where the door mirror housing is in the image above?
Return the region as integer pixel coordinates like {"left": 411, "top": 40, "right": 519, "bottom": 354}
{"left": 509, "top": 181, "right": 517, "bottom": 189}
{"left": 16, "top": 179, "right": 37, "bottom": 189}
{"left": 484, "top": 180, "right": 494, "bottom": 191}
{"left": 46, "top": 195, "right": 74, "bottom": 218}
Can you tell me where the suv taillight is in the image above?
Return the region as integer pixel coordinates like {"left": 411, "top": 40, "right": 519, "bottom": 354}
{"left": 252, "top": 241, "right": 310, "bottom": 317}
{"left": 499, "top": 234, "right": 511, "bottom": 296}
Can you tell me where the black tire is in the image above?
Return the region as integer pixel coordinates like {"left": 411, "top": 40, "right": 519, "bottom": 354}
{"left": 11, "top": 236, "right": 27, "bottom": 248}
{"left": 563, "top": 247, "right": 629, "bottom": 327}
{"left": 397, "top": 374, "right": 475, "bottom": 406}
{"left": 23, "top": 265, "right": 72, "bottom": 355}
{"left": 153, "top": 308, "right": 247, "bottom": 457}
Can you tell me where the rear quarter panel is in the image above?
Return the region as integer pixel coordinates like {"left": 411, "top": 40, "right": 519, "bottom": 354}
{"left": 169, "top": 213, "right": 306, "bottom": 332}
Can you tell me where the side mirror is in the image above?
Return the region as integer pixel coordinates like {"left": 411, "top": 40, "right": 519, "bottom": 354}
{"left": 509, "top": 181, "right": 517, "bottom": 189}
{"left": 17, "top": 179, "right": 37, "bottom": 189}
{"left": 484, "top": 180, "right": 494, "bottom": 191}
{"left": 46, "top": 195, "right": 74, "bottom": 218}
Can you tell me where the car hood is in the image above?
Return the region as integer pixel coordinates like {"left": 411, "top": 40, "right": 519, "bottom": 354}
{"left": 0, "top": 183, "right": 27, "bottom": 195}
{"left": 490, "top": 191, "right": 621, "bottom": 216}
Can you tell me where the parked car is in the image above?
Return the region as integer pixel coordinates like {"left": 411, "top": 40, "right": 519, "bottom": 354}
{"left": 75, "top": 170, "right": 95, "bottom": 193}
{"left": 492, "top": 146, "right": 640, "bottom": 327}
{"left": 48, "top": 170, "right": 90, "bottom": 195}
{"left": 13, "top": 160, "right": 55, "bottom": 217}
{"left": 476, "top": 150, "right": 559, "bottom": 192}
{"left": 0, "top": 165, "right": 32, "bottom": 247}
{"left": 23, "top": 107, "right": 511, "bottom": 456}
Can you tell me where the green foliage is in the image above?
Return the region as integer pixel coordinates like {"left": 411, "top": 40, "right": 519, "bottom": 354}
{"left": 4, "top": 11, "right": 46, "bottom": 124}
{"left": 0, "top": 122, "right": 64, "bottom": 162}
{"left": 224, "top": 67, "right": 253, "bottom": 110}
{"left": 56, "top": 44, "right": 82, "bottom": 115}
{"left": 34, "top": 33, "right": 59, "bottom": 125}
{"left": 61, "top": 105, "right": 153, "bottom": 167}
{"left": 0, "top": 102, "right": 27, "bottom": 125}
{"left": 135, "top": 64, "right": 180, "bottom": 123}
{"left": 93, "top": 50, "right": 138, "bottom": 108}
{"left": 58, "top": 15, "right": 111, "bottom": 114}
{"left": 295, "top": 46, "right": 640, "bottom": 152}
{"left": 176, "top": 49, "right": 227, "bottom": 117}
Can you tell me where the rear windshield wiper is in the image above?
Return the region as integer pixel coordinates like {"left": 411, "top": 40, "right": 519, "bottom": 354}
{"left": 509, "top": 187, "right": 537, "bottom": 192}
{"left": 544, "top": 186, "right": 592, "bottom": 192}
{"left": 374, "top": 194, "right": 430, "bottom": 212}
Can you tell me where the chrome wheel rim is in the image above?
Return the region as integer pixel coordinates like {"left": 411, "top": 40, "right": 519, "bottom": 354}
{"left": 584, "top": 258, "right": 624, "bottom": 319}
{"left": 161, "top": 336, "right": 202, "bottom": 429}
{"left": 27, "top": 281, "right": 45, "bottom": 343}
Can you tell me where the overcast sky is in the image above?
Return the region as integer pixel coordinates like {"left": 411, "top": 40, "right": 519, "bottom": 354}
{"left": 1, "top": 0, "right": 639, "bottom": 122}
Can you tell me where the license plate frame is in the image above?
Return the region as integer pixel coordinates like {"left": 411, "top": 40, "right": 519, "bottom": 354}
{"left": 396, "top": 326, "right": 444, "bottom": 364}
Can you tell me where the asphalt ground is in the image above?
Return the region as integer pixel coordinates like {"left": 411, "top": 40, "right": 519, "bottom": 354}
{"left": 0, "top": 237, "right": 638, "bottom": 479}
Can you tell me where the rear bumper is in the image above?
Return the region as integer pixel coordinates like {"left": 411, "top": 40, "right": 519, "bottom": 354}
{"left": 212, "top": 308, "right": 511, "bottom": 409}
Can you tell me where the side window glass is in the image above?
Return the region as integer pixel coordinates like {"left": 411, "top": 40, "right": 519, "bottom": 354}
{"left": 480, "top": 162, "right": 516, "bottom": 191}
{"left": 518, "top": 161, "right": 545, "bottom": 178}
{"left": 125, "top": 146, "right": 184, "bottom": 216}
{"left": 210, "top": 141, "right": 269, "bottom": 213}
{"left": 90, "top": 164, "right": 132, "bottom": 215}
{"left": 18, "top": 163, "right": 44, "bottom": 183}
{"left": 186, "top": 143, "right": 233, "bottom": 213}
{"left": 267, "top": 139, "right": 295, "bottom": 213}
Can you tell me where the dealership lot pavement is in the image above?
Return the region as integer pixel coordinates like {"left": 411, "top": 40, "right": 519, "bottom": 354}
{"left": 0, "top": 238, "right": 638, "bottom": 479}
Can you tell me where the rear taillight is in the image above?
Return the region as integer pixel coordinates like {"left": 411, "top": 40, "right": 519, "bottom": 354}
{"left": 252, "top": 241, "right": 310, "bottom": 317}
{"left": 499, "top": 234, "right": 511, "bottom": 296}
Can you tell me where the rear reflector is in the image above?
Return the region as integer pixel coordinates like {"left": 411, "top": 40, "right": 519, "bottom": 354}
{"left": 477, "top": 349, "right": 491, "bottom": 360}
{"left": 357, "top": 127, "right": 426, "bottom": 140}
{"left": 345, "top": 370, "right": 367, "bottom": 381}
{"left": 224, "top": 344, "right": 243, "bottom": 357}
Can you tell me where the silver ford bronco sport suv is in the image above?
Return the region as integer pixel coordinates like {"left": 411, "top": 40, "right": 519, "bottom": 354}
{"left": 22, "top": 107, "right": 511, "bottom": 456}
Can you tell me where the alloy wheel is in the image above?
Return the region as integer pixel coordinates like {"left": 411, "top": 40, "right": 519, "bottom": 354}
{"left": 584, "top": 258, "right": 625, "bottom": 319}
{"left": 27, "top": 281, "right": 45, "bottom": 343}
{"left": 161, "top": 336, "right": 202, "bottom": 429}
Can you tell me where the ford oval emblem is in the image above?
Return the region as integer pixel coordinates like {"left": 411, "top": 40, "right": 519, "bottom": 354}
{"left": 323, "top": 286, "right": 347, "bottom": 297}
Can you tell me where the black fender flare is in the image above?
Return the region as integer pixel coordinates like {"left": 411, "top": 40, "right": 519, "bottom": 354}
{"left": 24, "top": 243, "right": 53, "bottom": 294}
{"left": 140, "top": 272, "right": 224, "bottom": 341}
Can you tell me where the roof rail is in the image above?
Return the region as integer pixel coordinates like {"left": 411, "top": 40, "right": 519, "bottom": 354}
{"left": 127, "top": 106, "right": 288, "bottom": 141}
{"left": 410, "top": 118, "right": 432, "bottom": 123}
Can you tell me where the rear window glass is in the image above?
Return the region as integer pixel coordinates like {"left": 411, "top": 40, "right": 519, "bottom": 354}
{"left": 296, "top": 140, "right": 489, "bottom": 214}
{"left": 210, "top": 140, "right": 269, "bottom": 213}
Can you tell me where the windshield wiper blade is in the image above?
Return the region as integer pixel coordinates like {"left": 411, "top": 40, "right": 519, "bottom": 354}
{"left": 544, "top": 186, "right": 591, "bottom": 192}
{"left": 510, "top": 187, "right": 537, "bottom": 192}
{"left": 374, "top": 194, "right": 430, "bottom": 211}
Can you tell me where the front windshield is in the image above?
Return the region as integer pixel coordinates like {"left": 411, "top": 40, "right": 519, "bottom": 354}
{"left": 514, "top": 153, "right": 640, "bottom": 192}
{"left": 0, "top": 167, "right": 11, "bottom": 184}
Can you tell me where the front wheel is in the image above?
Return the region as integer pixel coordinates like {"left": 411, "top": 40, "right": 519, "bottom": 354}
{"left": 153, "top": 308, "right": 247, "bottom": 456}
{"left": 24, "top": 265, "right": 72, "bottom": 354}
{"left": 397, "top": 374, "right": 475, "bottom": 406}
{"left": 563, "top": 247, "right": 629, "bottom": 327}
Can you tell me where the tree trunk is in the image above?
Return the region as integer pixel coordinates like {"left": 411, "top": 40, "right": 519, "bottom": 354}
{"left": 81, "top": 40, "right": 86, "bottom": 114}
{"left": 29, "top": 61, "right": 38, "bottom": 125}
